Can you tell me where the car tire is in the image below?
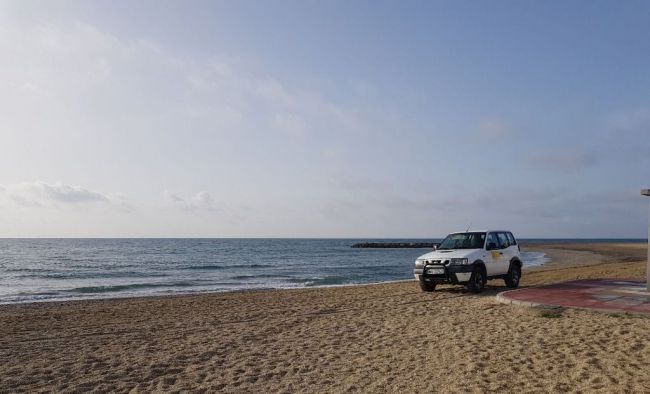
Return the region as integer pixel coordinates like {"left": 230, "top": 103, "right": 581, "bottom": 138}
{"left": 467, "top": 266, "right": 486, "bottom": 293}
{"left": 419, "top": 280, "right": 436, "bottom": 292}
{"left": 505, "top": 263, "right": 521, "bottom": 288}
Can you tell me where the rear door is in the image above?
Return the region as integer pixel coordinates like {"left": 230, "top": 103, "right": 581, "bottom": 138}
{"left": 497, "top": 232, "right": 516, "bottom": 273}
{"left": 487, "top": 232, "right": 509, "bottom": 275}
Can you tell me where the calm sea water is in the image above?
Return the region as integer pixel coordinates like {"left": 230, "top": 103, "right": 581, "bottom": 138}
{"left": 0, "top": 238, "right": 644, "bottom": 304}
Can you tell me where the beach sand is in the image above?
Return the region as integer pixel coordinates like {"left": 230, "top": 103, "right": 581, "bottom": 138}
{"left": 1, "top": 243, "right": 649, "bottom": 393}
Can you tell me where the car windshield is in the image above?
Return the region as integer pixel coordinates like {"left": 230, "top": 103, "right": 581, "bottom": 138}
{"left": 438, "top": 232, "right": 486, "bottom": 250}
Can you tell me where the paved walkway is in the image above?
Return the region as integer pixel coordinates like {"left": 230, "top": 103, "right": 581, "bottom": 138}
{"left": 496, "top": 279, "right": 650, "bottom": 315}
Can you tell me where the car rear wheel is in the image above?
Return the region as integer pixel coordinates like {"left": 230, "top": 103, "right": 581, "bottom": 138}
{"left": 505, "top": 263, "right": 521, "bottom": 288}
{"left": 467, "top": 266, "right": 486, "bottom": 293}
{"left": 419, "top": 280, "right": 436, "bottom": 292}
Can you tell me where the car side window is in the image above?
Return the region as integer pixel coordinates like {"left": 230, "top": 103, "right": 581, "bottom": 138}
{"left": 486, "top": 233, "right": 498, "bottom": 249}
{"left": 472, "top": 233, "right": 486, "bottom": 249}
{"left": 497, "top": 232, "right": 509, "bottom": 249}
{"left": 506, "top": 232, "right": 517, "bottom": 246}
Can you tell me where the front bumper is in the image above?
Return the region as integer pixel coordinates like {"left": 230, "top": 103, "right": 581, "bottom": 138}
{"left": 413, "top": 264, "right": 474, "bottom": 284}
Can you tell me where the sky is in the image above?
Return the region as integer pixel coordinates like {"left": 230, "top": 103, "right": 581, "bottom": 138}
{"left": 0, "top": 0, "right": 649, "bottom": 238}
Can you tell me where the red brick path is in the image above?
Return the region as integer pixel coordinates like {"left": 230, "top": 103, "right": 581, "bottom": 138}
{"left": 497, "top": 279, "right": 650, "bottom": 315}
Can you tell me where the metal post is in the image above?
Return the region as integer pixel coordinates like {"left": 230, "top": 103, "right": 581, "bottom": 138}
{"left": 642, "top": 189, "right": 650, "bottom": 291}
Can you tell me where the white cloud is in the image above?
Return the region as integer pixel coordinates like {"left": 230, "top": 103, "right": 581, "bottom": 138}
{"left": 526, "top": 151, "right": 597, "bottom": 173}
{"left": 272, "top": 113, "right": 306, "bottom": 138}
{"left": 163, "top": 190, "right": 218, "bottom": 211}
{"left": 607, "top": 107, "right": 650, "bottom": 134}
{"left": 0, "top": 13, "right": 363, "bottom": 148}
{"left": 0, "top": 181, "right": 128, "bottom": 208}
{"left": 0, "top": 10, "right": 371, "bottom": 236}
{"left": 477, "top": 118, "right": 512, "bottom": 140}
{"left": 603, "top": 107, "right": 650, "bottom": 160}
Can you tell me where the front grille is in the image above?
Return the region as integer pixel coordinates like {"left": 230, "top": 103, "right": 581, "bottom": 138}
{"left": 424, "top": 266, "right": 447, "bottom": 276}
{"left": 416, "top": 259, "right": 450, "bottom": 269}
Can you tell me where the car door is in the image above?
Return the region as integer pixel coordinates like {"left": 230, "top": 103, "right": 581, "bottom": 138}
{"left": 505, "top": 232, "right": 520, "bottom": 265}
{"left": 496, "top": 232, "right": 515, "bottom": 274}
{"left": 486, "top": 232, "right": 509, "bottom": 275}
{"left": 484, "top": 232, "right": 503, "bottom": 276}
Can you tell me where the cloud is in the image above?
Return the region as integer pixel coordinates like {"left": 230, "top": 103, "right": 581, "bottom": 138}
{"left": 607, "top": 107, "right": 650, "bottom": 135}
{"left": 526, "top": 151, "right": 597, "bottom": 173}
{"left": 0, "top": 181, "right": 129, "bottom": 208}
{"left": 477, "top": 118, "right": 512, "bottom": 140}
{"left": 0, "top": 9, "right": 372, "bottom": 236}
{"left": 0, "top": 14, "right": 364, "bottom": 150}
{"left": 272, "top": 113, "right": 307, "bottom": 138}
{"left": 163, "top": 190, "right": 218, "bottom": 211}
{"left": 602, "top": 107, "right": 650, "bottom": 160}
{"left": 318, "top": 175, "right": 648, "bottom": 237}
{"left": 325, "top": 176, "right": 472, "bottom": 220}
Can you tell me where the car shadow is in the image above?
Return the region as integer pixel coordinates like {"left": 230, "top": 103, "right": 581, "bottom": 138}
{"left": 431, "top": 282, "right": 507, "bottom": 298}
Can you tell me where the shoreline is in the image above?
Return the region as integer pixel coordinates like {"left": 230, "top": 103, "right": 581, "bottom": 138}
{"left": 0, "top": 279, "right": 418, "bottom": 307}
{"left": 2, "top": 242, "right": 649, "bottom": 393}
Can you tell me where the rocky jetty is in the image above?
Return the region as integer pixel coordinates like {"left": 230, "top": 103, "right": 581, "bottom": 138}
{"left": 351, "top": 242, "right": 438, "bottom": 249}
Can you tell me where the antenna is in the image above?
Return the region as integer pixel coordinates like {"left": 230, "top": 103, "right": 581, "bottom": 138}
{"left": 465, "top": 223, "right": 471, "bottom": 232}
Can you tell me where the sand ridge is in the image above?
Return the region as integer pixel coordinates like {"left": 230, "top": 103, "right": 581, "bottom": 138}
{"left": 1, "top": 243, "right": 649, "bottom": 393}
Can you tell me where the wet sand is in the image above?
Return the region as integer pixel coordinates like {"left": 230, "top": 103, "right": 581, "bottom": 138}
{"left": 1, "top": 243, "right": 649, "bottom": 393}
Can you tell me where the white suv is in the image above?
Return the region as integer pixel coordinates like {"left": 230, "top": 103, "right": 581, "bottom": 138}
{"left": 413, "top": 231, "right": 522, "bottom": 293}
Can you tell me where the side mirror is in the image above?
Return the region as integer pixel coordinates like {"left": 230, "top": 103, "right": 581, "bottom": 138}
{"left": 487, "top": 242, "right": 497, "bottom": 250}
{"left": 432, "top": 244, "right": 438, "bottom": 251}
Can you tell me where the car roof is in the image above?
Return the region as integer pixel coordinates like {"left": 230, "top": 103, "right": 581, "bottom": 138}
{"left": 449, "top": 230, "right": 512, "bottom": 234}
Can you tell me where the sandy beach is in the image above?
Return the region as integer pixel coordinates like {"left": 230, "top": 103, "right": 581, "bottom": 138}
{"left": 1, "top": 243, "right": 649, "bottom": 393}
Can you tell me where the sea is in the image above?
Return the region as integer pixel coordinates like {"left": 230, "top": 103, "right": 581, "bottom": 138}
{"left": 0, "top": 238, "right": 645, "bottom": 304}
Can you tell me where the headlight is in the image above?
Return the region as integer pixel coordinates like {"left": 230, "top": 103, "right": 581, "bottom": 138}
{"left": 450, "top": 258, "right": 469, "bottom": 265}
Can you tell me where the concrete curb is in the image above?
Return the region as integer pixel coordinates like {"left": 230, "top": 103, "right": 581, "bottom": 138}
{"left": 496, "top": 291, "right": 542, "bottom": 308}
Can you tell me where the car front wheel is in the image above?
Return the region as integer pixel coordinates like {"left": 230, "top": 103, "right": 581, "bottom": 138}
{"left": 467, "top": 266, "right": 486, "bottom": 293}
{"left": 419, "top": 280, "right": 436, "bottom": 292}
